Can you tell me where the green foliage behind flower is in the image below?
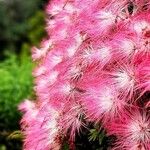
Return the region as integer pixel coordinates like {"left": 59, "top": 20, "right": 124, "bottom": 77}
{"left": 27, "top": 11, "right": 46, "bottom": 46}
{"left": 0, "top": 52, "right": 33, "bottom": 150}
{"left": 0, "top": 52, "right": 33, "bottom": 131}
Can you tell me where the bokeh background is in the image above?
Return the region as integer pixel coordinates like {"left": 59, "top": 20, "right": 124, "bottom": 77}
{"left": 0, "top": 0, "right": 47, "bottom": 149}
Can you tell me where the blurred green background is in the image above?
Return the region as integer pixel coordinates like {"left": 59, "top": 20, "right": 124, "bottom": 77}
{"left": 0, "top": 0, "right": 47, "bottom": 149}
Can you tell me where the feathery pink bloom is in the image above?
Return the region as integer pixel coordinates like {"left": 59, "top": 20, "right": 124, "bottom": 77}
{"left": 19, "top": 100, "right": 38, "bottom": 128}
{"left": 20, "top": 103, "right": 61, "bottom": 150}
{"left": 106, "top": 63, "right": 137, "bottom": 101}
{"left": 59, "top": 101, "right": 85, "bottom": 142}
{"left": 107, "top": 110, "right": 150, "bottom": 150}
{"left": 82, "top": 82, "right": 126, "bottom": 124}
{"left": 32, "top": 39, "right": 52, "bottom": 61}
{"left": 136, "top": 56, "right": 150, "bottom": 92}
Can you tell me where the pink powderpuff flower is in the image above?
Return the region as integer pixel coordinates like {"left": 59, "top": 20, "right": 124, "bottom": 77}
{"left": 79, "top": 44, "right": 113, "bottom": 69}
{"left": 42, "top": 49, "right": 64, "bottom": 71}
{"left": 46, "top": 0, "right": 66, "bottom": 16}
{"left": 81, "top": 82, "right": 126, "bottom": 125}
{"left": 19, "top": 100, "right": 38, "bottom": 128}
{"left": 106, "top": 62, "right": 137, "bottom": 101}
{"left": 107, "top": 110, "right": 150, "bottom": 150}
{"left": 59, "top": 100, "right": 85, "bottom": 142}
{"left": 111, "top": 34, "right": 136, "bottom": 59}
{"left": 20, "top": 103, "right": 61, "bottom": 150}
{"left": 32, "top": 39, "right": 53, "bottom": 61}
{"left": 77, "top": 7, "right": 116, "bottom": 36}
{"left": 46, "top": 15, "right": 69, "bottom": 41}
{"left": 35, "top": 70, "right": 59, "bottom": 92}
{"left": 32, "top": 65, "right": 47, "bottom": 77}
{"left": 43, "top": 79, "right": 77, "bottom": 106}
{"left": 129, "top": 12, "right": 150, "bottom": 55}
{"left": 136, "top": 56, "right": 150, "bottom": 92}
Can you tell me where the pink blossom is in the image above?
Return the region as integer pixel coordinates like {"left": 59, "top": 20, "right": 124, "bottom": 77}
{"left": 136, "top": 56, "right": 150, "bottom": 92}
{"left": 81, "top": 82, "right": 126, "bottom": 125}
{"left": 19, "top": 100, "right": 38, "bottom": 128}
{"left": 20, "top": 103, "right": 61, "bottom": 150}
{"left": 106, "top": 63, "right": 137, "bottom": 101}
{"left": 59, "top": 100, "right": 85, "bottom": 142}
{"left": 32, "top": 39, "right": 52, "bottom": 61}
{"left": 107, "top": 110, "right": 150, "bottom": 150}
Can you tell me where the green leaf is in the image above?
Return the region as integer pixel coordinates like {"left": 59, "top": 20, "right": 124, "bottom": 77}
{"left": 7, "top": 130, "right": 24, "bottom": 140}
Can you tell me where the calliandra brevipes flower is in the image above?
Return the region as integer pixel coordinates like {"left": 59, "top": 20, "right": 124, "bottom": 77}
{"left": 59, "top": 100, "right": 85, "bottom": 141}
{"left": 19, "top": 101, "right": 61, "bottom": 150}
{"left": 136, "top": 55, "right": 150, "bottom": 93}
{"left": 19, "top": 100, "right": 38, "bottom": 128}
{"left": 19, "top": 0, "right": 150, "bottom": 149}
{"left": 81, "top": 82, "right": 126, "bottom": 125}
{"left": 107, "top": 110, "right": 150, "bottom": 150}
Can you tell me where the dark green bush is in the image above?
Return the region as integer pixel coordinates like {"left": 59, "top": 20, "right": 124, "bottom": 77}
{"left": 0, "top": 0, "right": 47, "bottom": 56}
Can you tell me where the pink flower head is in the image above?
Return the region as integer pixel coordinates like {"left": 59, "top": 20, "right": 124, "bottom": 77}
{"left": 108, "top": 110, "right": 150, "bottom": 150}
{"left": 136, "top": 56, "right": 150, "bottom": 92}
{"left": 111, "top": 34, "right": 136, "bottom": 59}
{"left": 82, "top": 82, "right": 126, "bottom": 125}
{"left": 80, "top": 44, "right": 113, "bottom": 69}
{"left": 107, "top": 63, "right": 137, "bottom": 101}
{"left": 32, "top": 39, "right": 53, "bottom": 61}
{"left": 20, "top": 103, "right": 61, "bottom": 150}
{"left": 59, "top": 100, "right": 85, "bottom": 142}
{"left": 129, "top": 12, "right": 150, "bottom": 56}
{"left": 19, "top": 100, "right": 38, "bottom": 128}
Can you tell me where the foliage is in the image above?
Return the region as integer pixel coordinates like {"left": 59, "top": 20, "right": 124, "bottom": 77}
{"left": 7, "top": 130, "right": 24, "bottom": 140}
{"left": 89, "top": 128, "right": 105, "bottom": 144}
{"left": 0, "top": 52, "right": 33, "bottom": 130}
{"left": 0, "top": 52, "right": 33, "bottom": 149}
{"left": 27, "top": 11, "right": 46, "bottom": 46}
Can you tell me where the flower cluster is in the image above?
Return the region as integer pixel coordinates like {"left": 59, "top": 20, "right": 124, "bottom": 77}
{"left": 20, "top": 0, "right": 150, "bottom": 149}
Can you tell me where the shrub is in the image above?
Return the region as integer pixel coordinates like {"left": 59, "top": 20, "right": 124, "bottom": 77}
{"left": 0, "top": 52, "right": 33, "bottom": 149}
